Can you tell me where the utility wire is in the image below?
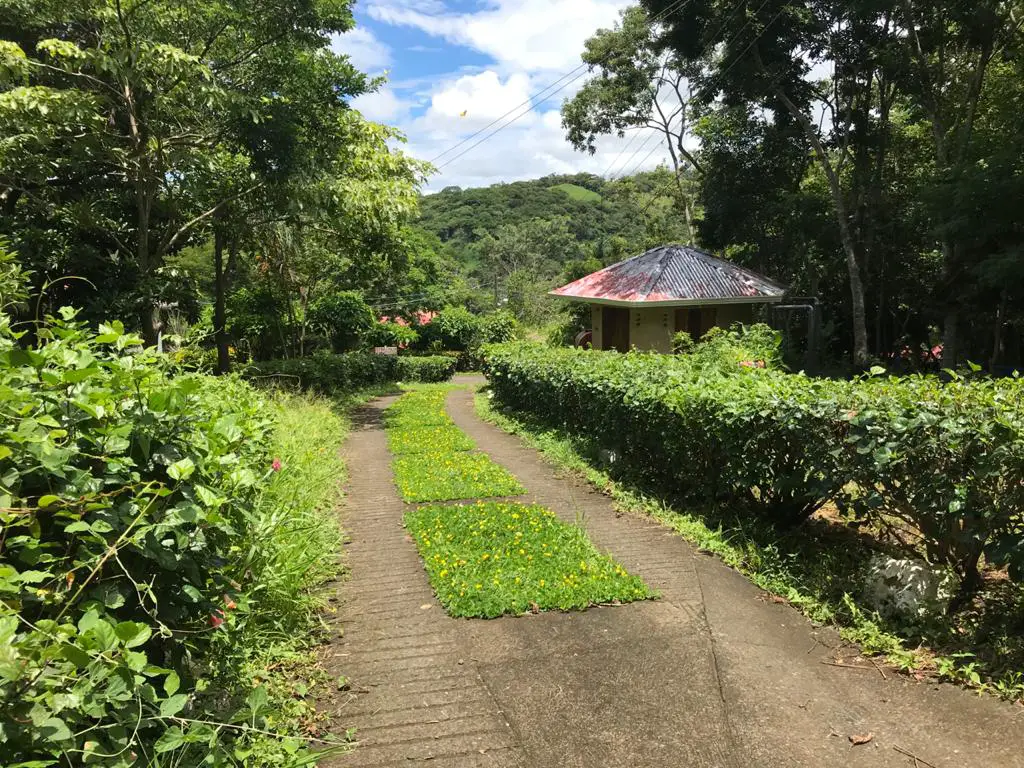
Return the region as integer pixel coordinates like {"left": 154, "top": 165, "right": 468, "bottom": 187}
{"left": 600, "top": 124, "right": 649, "bottom": 179}
{"left": 637, "top": 4, "right": 790, "bottom": 219}
{"left": 430, "top": 0, "right": 700, "bottom": 173}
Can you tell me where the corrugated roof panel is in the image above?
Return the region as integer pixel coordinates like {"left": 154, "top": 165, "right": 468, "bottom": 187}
{"left": 551, "top": 245, "right": 786, "bottom": 303}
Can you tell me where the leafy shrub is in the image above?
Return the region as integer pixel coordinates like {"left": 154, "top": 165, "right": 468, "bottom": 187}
{"left": 366, "top": 320, "right": 419, "bottom": 348}
{"left": 308, "top": 291, "right": 375, "bottom": 352}
{"left": 843, "top": 373, "right": 1024, "bottom": 600}
{"left": 250, "top": 351, "right": 455, "bottom": 392}
{"left": 478, "top": 310, "right": 518, "bottom": 344}
{"left": 395, "top": 355, "right": 457, "bottom": 382}
{"left": 418, "top": 306, "right": 478, "bottom": 351}
{"left": 0, "top": 307, "right": 285, "bottom": 763}
{"left": 482, "top": 343, "right": 1024, "bottom": 606}
{"left": 483, "top": 343, "right": 844, "bottom": 527}
{"left": 674, "top": 323, "right": 784, "bottom": 370}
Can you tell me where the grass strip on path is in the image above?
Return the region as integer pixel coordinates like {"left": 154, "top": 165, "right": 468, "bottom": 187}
{"left": 387, "top": 425, "right": 476, "bottom": 455}
{"left": 405, "top": 501, "right": 655, "bottom": 618}
{"left": 386, "top": 386, "right": 524, "bottom": 502}
{"left": 393, "top": 451, "right": 524, "bottom": 501}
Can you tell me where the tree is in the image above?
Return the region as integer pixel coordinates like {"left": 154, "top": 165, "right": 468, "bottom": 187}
{"left": 562, "top": 6, "right": 702, "bottom": 238}
{"left": 0, "top": 0, "right": 367, "bottom": 342}
{"left": 642, "top": 0, "right": 905, "bottom": 366}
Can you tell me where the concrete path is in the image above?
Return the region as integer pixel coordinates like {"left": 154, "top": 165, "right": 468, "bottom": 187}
{"left": 321, "top": 388, "right": 1024, "bottom": 768}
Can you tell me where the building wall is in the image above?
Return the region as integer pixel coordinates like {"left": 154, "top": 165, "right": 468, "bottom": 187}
{"left": 630, "top": 307, "right": 673, "bottom": 353}
{"left": 588, "top": 302, "right": 760, "bottom": 353}
{"left": 590, "top": 305, "right": 603, "bottom": 350}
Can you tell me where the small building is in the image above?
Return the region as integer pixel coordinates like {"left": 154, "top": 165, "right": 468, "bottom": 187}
{"left": 550, "top": 244, "right": 786, "bottom": 353}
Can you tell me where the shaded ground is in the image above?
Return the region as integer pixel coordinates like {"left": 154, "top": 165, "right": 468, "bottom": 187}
{"left": 319, "top": 388, "right": 1024, "bottom": 768}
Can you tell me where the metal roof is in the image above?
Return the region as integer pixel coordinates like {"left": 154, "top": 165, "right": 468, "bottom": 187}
{"left": 550, "top": 244, "right": 787, "bottom": 306}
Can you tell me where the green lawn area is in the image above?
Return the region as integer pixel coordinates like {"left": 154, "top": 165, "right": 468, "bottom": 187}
{"left": 405, "top": 501, "right": 655, "bottom": 618}
{"left": 386, "top": 387, "right": 524, "bottom": 501}
{"left": 393, "top": 450, "right": 524, "bottom": 501}
{"left": 387, "top": 425, "right": 476, "bottom": 455}
{"left": 549, "top": 182, "right": 602, "bottom": 203}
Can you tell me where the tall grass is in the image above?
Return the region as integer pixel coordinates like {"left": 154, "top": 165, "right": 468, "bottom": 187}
{"left": 202, "top": 393, "right": 355, "bottom": 765}
{"left": 239, "top": 393, "right": 347, "bottom": 637}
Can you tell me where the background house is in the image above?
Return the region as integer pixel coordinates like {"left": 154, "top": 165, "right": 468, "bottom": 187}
{"left": 550, "top": 244, "right": 787, "bottom": 353}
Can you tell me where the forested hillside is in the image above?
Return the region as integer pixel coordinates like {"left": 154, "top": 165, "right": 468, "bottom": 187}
{"left": 411, "top": 168, "right": 694, "bottom": 326}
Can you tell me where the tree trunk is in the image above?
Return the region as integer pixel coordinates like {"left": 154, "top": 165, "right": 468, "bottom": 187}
{"left": 214, "top": 229, "right": 230, "bottom": 375}
{"left": 768, "top": 80, "right": 871, "bottom": 367}
{"left": 989, "top": 291, "right": 1006, "bottom": 373}
{"left": 137, "top": 182, "right": 158, "bottom": 345}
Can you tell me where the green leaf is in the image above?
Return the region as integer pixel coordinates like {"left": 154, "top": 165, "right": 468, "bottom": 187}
{"left": 37, "top": 495, "right": 60, "bottom": 508}
{"left": 115, "top": 621, "right": 152, "bottom": 648}
{"left": 160, "top": 693, "right": 189, "bottom": 718}
{"left": 165, "top": 670, "right": 181, "bottom": 696}
{"left": 167, "top": 458, "right": 195, "bottom": 481}
{"left": 39, "top": 717, "right": 72, "bottom": 742}
{"left": 154, "top": 726, "right": 186, "bottom": 753}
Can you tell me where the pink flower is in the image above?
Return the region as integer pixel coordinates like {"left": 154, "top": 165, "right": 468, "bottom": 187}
{"left": 272, "top": 457, "right": 282, "bottom": 472}
{"left": 210, "top": 610, "right": 224, "bottom": 628}
{"left": 223, "top": 595, "right": 237, "bottom": 610}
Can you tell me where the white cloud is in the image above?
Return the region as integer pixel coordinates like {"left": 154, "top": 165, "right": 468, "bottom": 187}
{"left": 368, "top": 0, "right": 630, "bottom": 72}
{"left": 425, "top": 71, "right": 534, "bottom": 126}
{"left": 330, "top": 26, "right": 392, "bottom": 73}
{"left": 359, "top": 1, "right": 678, "bottom": 190}
{"left": 351, "top": 87, "right": 416, "bottom": 123}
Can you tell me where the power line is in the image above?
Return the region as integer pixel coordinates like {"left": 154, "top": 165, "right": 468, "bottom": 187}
{"left": 619, "top": 118, "right": 677, "bottom": 180}
{"left": 637, "top": 4, "right": 791, "bottom": 219}
{"left": 600, "top": 125, "right": 648, "bottom": 179}
{"left": 430, "top": 0, "right": 699, "bottom": 173}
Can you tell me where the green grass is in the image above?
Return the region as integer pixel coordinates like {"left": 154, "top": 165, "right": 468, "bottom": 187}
{"left": 405, "top": 501, "right": 654, "bottom": 617}
{"left": 549, "top": 182, "right": 602, "bottom": 203}
{"left": 474, "top": 390, "right": 1024, "bottom": 702}
{"left": 393, "top": 450, "right": 525, "bottom": 501}
{"left": 388, "top": 425, "right": 476, "bottom": 454}
{"left": 386, "top": 387, "right": 525, "bottom": 502}
{"left": 204, "top": 392, "right": 360, "bottom": 763}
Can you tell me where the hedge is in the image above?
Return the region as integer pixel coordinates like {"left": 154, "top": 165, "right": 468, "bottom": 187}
{"left": 482, "top": 343, "right": 1024, "bottom": 604}
{"left": 249, "top": 351, "right": 456, "bottom": 392}
{"left": 0, "top": 311, "right": 277, "bottom": 761}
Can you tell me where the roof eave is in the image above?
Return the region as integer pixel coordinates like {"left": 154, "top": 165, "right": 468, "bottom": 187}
{"left": 547, "top": 293, "right": 787, "bottom": 307}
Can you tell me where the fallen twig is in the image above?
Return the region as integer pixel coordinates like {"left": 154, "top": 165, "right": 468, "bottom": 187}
{"left": 822, "top": 660, "right": 875, "bottom": 672}
{"left": 893, "top": 745, "right": 940, "bottom": 768}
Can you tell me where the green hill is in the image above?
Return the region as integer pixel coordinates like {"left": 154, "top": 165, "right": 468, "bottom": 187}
{"left": 549, "top": 182, "right": 603, "bottom": 203}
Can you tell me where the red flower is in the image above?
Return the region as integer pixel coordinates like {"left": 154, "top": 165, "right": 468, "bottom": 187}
{"left": 210, "top": 610, "right": 224, "bottom": 628}
{"left": 272, "top": 457, "right": 282, "bottom": 472}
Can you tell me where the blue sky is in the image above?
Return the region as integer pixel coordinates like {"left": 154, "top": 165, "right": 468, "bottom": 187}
{"left": 331, "top": 0, "right": 676, "bottom": 191}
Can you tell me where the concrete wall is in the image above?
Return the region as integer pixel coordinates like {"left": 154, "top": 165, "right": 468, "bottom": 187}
{"left": 630, "top": 307, "right": 673, "bottom": 353}
{"left": 590, "top": 305, "right": 603, "bottom": 350}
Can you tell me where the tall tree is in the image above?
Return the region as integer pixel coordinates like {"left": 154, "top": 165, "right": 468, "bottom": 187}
{"left": 562, "top": 6, "right": 702, "bottom": 238}
{"left": 643, "top": 0, "right": 906, "bottom": 366}
{"left": 0, "top": 0, "right": 367, "bottom": 342}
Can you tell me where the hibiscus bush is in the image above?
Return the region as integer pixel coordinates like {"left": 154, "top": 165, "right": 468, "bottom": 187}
{"left": 482, "top": 343, "right": 1024, "bottom": 605}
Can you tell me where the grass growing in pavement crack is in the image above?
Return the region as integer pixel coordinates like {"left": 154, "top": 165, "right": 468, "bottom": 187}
{"left": 405, "top": 501, "right": 655, "bottom": 618}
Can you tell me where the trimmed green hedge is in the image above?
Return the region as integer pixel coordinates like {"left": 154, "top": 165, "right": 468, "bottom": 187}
{"left": 482, "top": 343, "right": 1024, "bottom": 602}
{"left": 249, "top": 351, "right": 456, "bottom": 392}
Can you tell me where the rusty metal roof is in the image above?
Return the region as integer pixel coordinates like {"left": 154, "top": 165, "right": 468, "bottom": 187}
{"left": 550, "top": 244, "right": 787, "bottom": 305}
